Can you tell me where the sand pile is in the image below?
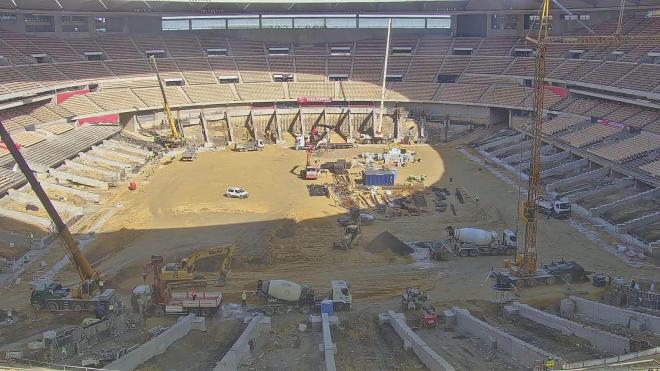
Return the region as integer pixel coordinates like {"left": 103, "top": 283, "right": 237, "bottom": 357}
{"left": 366, "top": 231, "right": 414, "bottom": 256}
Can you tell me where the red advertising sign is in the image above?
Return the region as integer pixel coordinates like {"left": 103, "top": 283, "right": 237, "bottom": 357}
{"left": 78, "top": 114, "right": 119, "bottom": 125}
{"left": 598, "top": 119, "right": 627, "bottom": 130}
{"left": 0, "top": 141, "right": 21, "bottom": 151}
{"left": 56, "top": 89, "right": 90, "bottom": 104}
{"left": 544, "top": 85, "right": 568, "bottom": 98}
{"left": 297, "top": 96, "right": 332, "bottom": 104}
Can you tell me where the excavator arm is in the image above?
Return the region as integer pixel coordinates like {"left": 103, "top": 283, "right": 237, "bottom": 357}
{"left": 0, "top": 122, "right": 98, "bottom": 284}
{"left": 160, "top": 244, "right": 235, "bottom": 285}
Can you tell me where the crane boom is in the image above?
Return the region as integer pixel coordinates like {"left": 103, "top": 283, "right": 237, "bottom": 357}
{"left": 0, "top": 122, "right": 97, "bottom": 283}
{"left": 149, "top": 56, "right": 181, "bottom": 140}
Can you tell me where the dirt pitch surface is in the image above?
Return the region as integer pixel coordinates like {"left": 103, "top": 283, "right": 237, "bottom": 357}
{"left": 1, "top": 143, "right": 658, "bottom": 370}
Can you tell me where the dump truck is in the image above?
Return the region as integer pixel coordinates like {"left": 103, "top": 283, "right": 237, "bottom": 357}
{"left": 30, "top": 284, "right": 121, "bottom": 318}
{"left": 444, "top": 226, "right": 517, "bottom": 257}
{"left": 256, "top": 279, "right": 352, "bottom": 315}
{"left": 131, "top": 284, "right": 222, "bottom": 317}
{"left": 537, "top": 197, "right": 571, "bottom": 219}
{"left": 234, "top": 139, "right": 264, "bottom": 152}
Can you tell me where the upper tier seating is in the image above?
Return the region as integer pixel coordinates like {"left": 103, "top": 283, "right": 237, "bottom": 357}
{"left": 0, "top": 125, "right": 120, "bottom": 168}
{"left": 639, "top": 159, "right": 660, "bottom": 178}
{"left": 96, "top": 35, "right": 142, "bottom": 59}
{"left": 588, "top": 132, "right": 660, "bottom": 163}
{"left": 580, "top": 62, "right": 637, "bottom": 86}
{"left": 541, "top": 114, "right": 587, "bottom": 135}
{"left": 559, "top": 123, "right": 623, "bottom": 147}
{"left": 235, "top": 83, "right": 286, "bottom": 101}
{"left": 163, "top": 34, "right": 205, "bottom": 57}
{"left": 183, "top": 84, "right": 236, "bottom": 103}
{"left": 479, "top": 85, "right": 531, "bottom": 107}
{"left": 86, "top": 89, "right": 148, "bottom": 111}
{"left": 294, "top": 44, "right": 327, "bottom": 82}
{"left": 435, "top": 83, "right": 488, "bottom": 103}
{"left": 175, "top": 58, "right": 217, "bottom": 85}
{"left": 386, "top": 82, "right": 439, "bottom": 101}
{"left": 288, "top": 82, "right": 335, "bottom": 99}
{"left": 465, "top": 57, "right": 513, "bottom": 75}
{"left": 340, "top": 82, "right": 381, "bottom": 101}
{"left": 613, "top": 64, "right": 660, "bottom": 92}
{"left": 131, "top": 87, "right": 189, "bottom": 107}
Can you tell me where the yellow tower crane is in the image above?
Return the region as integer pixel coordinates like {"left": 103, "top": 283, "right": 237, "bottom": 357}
{"left": 495, "top": 0, "right": 650, "bottom": 289}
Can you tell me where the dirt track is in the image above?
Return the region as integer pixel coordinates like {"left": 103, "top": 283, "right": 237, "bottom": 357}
{"left": 2, "top": 143, "right": 658, "bottom": 369}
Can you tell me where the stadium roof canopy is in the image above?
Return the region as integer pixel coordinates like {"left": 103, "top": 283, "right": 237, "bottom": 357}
{"left": 1, "top": 0, "right": 659, "bottom": 13}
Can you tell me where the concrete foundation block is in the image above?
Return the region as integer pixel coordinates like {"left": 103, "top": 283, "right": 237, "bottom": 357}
{"left": 378, "top": 313, "right": 390, "bottom": 327}
{"left": 191, "top": 316, "right": 206, "bottom": 332}
{"left": 560, "top": 299, "right": 576, "bottom": 316}
{"left": 443, "top": 310, "right": 456, "bottom": 327}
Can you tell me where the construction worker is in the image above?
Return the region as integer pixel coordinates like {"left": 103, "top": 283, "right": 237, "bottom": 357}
{"left": 545, "top": 356, "right": 555, "bottom": 369}
{"left": 241, "top": 291, "right": 247, "bottom": 308}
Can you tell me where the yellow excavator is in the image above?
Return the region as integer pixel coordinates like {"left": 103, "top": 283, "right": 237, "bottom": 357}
{"left": 158, "top": 244, "right": 235, "bottom": 287}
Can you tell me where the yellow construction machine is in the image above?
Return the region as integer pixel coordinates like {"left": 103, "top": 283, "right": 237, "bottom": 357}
{"left": 149, "top": 56, "right": 183, "bottom": 146}
{"left": 158, "top": 244, "right": 235, "bottom": 287}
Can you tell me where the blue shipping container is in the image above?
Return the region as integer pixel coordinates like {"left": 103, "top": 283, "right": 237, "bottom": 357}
{"left": 320, "top": 299, "right": 334, "bottom": 316}
{"left": 362, "top": 169, "right": 396, "bottom": 186}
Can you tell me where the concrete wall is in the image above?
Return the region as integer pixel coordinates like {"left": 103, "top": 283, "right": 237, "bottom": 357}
{"left": 511, "top": 303, "right": 630, "bottom": 355}
{"left": 321, "top": 313, "right": 337, "bottom": 371}
{"left": 381, "top": 311, "right": 455, "bottom": 371}
{"left": 214, "top": 315, "right": 272, "bottom": 371}
{"left": 564, "top": 296, "right": 660, "bottom": 336}
{"left": 564, "top": 347, "right": 660, "bottom": 369}
{"left": 451, "top": 307, "right": 557, "bottom": 369}
{"left": 106, "top": 314, "right": 198, "bottom": 371}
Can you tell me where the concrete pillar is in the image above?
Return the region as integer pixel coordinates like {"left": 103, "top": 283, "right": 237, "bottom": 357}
{"left": 65, "top": 160, "right": 121, "bottom": 181}
{"left": 274, "top": 109, "right": 282, "bottom": 143}
{"left": 299, "top": 108, "right": 306, "bottom": 136}
{"left": 8, "top": 190, "right": 84, "bottom": 216}
{"left": 347, "top": 109, "right": 353, "bottom": 141}
{"left": 48, "top": 169, "right": 109, "bottom": 190}
{"left": 224, "top": 111, "right": 234, "bottom": 145}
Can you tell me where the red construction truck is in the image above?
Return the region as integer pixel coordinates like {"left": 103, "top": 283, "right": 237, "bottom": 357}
{"left": 131, "top": 284, "right": 222, "bottom": 317}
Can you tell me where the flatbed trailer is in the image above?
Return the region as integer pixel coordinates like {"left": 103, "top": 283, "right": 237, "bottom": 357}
{"left": 163, "top": 290, "right": 222, "bottom": 317}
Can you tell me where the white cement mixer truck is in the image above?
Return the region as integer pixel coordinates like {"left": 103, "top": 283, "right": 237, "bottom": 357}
{"left": 256, "top": 279, "right": 352, "bottom": 315}
{"left": 444, "top": 226, "right": 517, "bottom": 257}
